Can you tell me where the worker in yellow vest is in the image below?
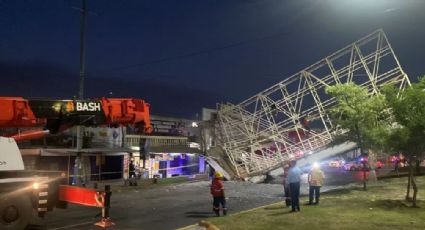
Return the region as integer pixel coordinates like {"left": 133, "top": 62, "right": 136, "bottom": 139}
{"left": 308, "top": 162, "right": 325, "bottom": 205}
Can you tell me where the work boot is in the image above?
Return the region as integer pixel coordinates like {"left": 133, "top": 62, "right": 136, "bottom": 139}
{"left": 214, "top": 209, "right": 220, "bottom": 217}
{"left": 223, "top": 209, "right": 227, "bottom": 216}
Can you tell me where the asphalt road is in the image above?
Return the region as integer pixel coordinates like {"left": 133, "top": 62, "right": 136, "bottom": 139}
{"left": 26, "top": 166, "right": 393, "bottom": 230}
{"left": 27, "top": 181, "right": 285, "bottom": 230}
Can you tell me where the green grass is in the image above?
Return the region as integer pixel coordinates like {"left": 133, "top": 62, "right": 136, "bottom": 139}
{"left": 208, "top": 177, "right": 425, "bottom": 230}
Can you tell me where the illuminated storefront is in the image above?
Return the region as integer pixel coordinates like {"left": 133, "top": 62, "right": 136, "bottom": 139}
{"left": 130, "top": 152, "right": 205, "bottom": 179}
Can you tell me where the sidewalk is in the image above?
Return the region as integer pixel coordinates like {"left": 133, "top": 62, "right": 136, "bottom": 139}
{"left": 79, "top": 174, "right": 209, "bottom": 192}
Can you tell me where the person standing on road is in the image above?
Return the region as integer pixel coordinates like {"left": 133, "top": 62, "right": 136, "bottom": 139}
{"left": 282, "top": 163, "right": 291, "bottom": 207}
{"left": 308, "top": 163, "right": 325, "bottom": 205}
{"left": 287, "top": 160, "right": 302, "bottom": 212}
{"left": 210, "top": 172, "right": 227, "bottom": 217}
{"left": 129, "top": 160, "right": 136, "bottom": 177}
{"left": 129, "top": 160, "right": 137, "bottom": 186}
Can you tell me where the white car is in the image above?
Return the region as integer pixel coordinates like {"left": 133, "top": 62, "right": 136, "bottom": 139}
{"left": 343, "top": 161, "right": 364, "bottom": 171}
{"left": 328, "top": 160, "right": 344, "bottom": 168}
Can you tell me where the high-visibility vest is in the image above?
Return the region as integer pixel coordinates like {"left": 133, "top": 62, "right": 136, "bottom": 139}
{"left": 211, "top": 179, "right": 224, "bottom": 197}
{"left": 309, "top": 169, "right": 324, "bottom": 186}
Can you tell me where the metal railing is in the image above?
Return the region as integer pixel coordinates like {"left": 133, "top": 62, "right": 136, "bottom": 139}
{"left": 125, "top": 134, "right": 190, "bottom": 148}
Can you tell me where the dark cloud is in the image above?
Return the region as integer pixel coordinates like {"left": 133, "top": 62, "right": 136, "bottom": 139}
{"left": 1, "top": 0, "right": 425, "bottom": 118}
{"left": 0, "top": 60, "right": 224, "bottom": 118}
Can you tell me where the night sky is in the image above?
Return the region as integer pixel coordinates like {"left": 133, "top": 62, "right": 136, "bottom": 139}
{"left": 1, "top": 0, "right": 424, "bottom": 118}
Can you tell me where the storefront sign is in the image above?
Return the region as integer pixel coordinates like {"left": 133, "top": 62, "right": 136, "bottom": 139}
{"left": 151, "top": 120, "right": 188, "bottom": 136}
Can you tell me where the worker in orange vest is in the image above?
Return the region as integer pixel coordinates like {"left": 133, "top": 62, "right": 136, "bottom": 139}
{"left": 210, "top": 172, "right": 227, "bottom": 216}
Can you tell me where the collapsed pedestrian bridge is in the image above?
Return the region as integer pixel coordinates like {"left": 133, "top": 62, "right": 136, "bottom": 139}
{"left": 215, "top": 30, "right": 410, "bottom": 179}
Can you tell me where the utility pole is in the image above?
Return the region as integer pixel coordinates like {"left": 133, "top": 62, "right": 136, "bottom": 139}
{"left": 78, "top": 0, "right": 87, "bottom": 100}
{"left": 75, "top": 0, "right": 87, "bottom": 186}
{"left": 76, "top": 0, "right": 87, "bottom": 151}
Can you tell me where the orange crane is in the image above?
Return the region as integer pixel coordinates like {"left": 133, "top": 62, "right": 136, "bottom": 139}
{"left": 0, "top": 96, "right": 152, "bottom": 229}
{"left": 0, "top": 96, "right": 152, "bottom": 140}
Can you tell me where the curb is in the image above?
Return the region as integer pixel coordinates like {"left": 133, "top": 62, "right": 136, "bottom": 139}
{"left": 175, "top": 223, "right": 200, "bottom": 230}
{"left": 176, "top": 220, "right": 220, "bottom": 230}
{"left": 175, "top": 202, "right": 278, "bottom": 230}
{"left": 231, "top": 202, "right": 279, "bottom": 216}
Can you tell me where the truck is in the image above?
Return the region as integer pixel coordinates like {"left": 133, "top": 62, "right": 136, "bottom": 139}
{"left": 0, "top": 96, "right": 152, "bottom": 229}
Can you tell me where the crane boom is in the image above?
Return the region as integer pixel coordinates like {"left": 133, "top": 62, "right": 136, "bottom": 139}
{"left": 0, "top": 97, "right": 152, "bottom": 141}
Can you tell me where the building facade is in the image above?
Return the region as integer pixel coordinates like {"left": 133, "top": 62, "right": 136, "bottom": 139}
{"left": 14, "top": 114, "right": 205, "bottom": 185}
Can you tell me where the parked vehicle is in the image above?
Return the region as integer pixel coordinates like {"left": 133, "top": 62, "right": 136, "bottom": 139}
{"left": 390, "top": 154, "right": 408, "bottom": 168}
{"left": 374, "top": 160, "right": 384, "bottom": 169}
{"left": 328, "top": 159, "right": 345, "bottom": 168}
{"left": 343, "top": 161, "right": 366, "bottom": 171}
{"left": 343, "top": 157, "right": 384, "bottom": 171}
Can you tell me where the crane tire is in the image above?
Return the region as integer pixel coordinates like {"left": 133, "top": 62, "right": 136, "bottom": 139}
{"left": 0, "top": 194, "right": 32, "bottom": 230}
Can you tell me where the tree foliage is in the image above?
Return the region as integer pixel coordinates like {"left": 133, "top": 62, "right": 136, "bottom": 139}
{"left": 326, "top": 78, "right": 425, "bottom": 206}
{"left": 326, "top": 83, "right": 390, "bottom": 153}
{"left": 326, "top": 83, "right": 390, "bottom": 190}
{"left": 382, "top": 77, "right": 425, "bottom": 207}
{"left": 382, "top": 77, "right": 425, "bottom": 157}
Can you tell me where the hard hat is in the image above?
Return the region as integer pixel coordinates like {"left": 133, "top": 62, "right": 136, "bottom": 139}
{"left": 215, "top": 172, "right": 223, "bottom": 178}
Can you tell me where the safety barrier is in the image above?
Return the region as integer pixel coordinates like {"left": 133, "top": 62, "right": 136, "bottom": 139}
{"left": 59, "top": 185, "right": 115, "bottom": 228}
{"left": 69, "top": 162, "right": 201, "bottom": 182}
{"left": 94, "top": 185, "right": 115, "bottom": 228}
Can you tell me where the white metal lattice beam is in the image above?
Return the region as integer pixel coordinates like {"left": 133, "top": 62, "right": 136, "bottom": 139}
{"left": 217, "top": 30, "right": 410, "bottom": 178}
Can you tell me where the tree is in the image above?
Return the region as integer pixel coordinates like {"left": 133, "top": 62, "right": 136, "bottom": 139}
{"left": 326, "top": 83, "right": 391, "bottom": 190}
{"left": 382, "top": 77, "right": 425, "bottom": 207}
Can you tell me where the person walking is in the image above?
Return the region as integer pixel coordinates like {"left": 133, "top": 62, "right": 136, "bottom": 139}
{"left": 282, "top": 163, "right": 291, "bottom": 207}
{"left": 210, "top": 172, "right": 227, "bottom": 217}
{"left": 287, "top": 160, "right": 302, "bottom": 212}
{"left": 308, "top": 163, "right": 325, "bottom": 205}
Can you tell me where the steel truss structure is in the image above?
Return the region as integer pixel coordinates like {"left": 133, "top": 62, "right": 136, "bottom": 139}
{"left": 216, "top": 30, "right": 411, "bottom": 178}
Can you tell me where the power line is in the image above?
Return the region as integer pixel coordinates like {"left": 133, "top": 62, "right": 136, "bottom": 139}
{"left": 93, "top": 29, "right": 295, "bottom": 75}
{"left": 92, "top": 0, "right": 321, "bottom": 75}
